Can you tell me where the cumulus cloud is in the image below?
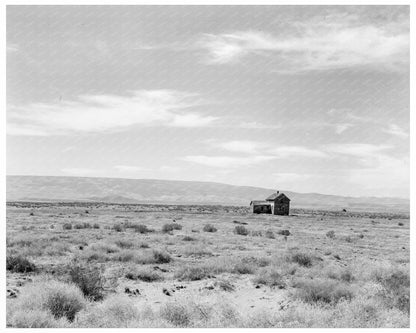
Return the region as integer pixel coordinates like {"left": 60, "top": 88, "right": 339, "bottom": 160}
{"left": 182, "top": 155, "right": 276, "bottom": 168}
{"left": 212, "top": 140, "right": 328, "bottom": 158}
{"left": 7, "top": 90, "right": 216, "bottom": 136}
{"left": 383, "top": 124, "right": 409, "bottom": 139}
{"left": 197, "top": 12, "right": 408, "bottom": 71}
{"left": 270, "top": 146, "right": 328, "bottom": 158}
{"left": 324, "top": 143, "right": 392, "bottom": 157}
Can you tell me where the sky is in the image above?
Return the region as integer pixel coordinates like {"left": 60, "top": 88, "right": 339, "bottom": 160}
{"left": 6, "top": 5, "right": 410, "bottom": 198}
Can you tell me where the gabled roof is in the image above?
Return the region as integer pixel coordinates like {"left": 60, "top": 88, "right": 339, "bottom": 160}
{"left": 266, "top": 192, "right": 290, "bottom": 201}
{"left": 250, "top": 200, "right": 271, "bottom": 205}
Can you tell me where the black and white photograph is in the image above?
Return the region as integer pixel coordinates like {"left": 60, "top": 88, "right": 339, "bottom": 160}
{"left": 4, "top": 3, "right": 413, "bottom": 329}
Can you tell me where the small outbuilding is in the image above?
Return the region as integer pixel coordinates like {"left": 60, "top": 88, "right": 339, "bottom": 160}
{"left": 250, "top": 191, "right": 290, "bottom": 215}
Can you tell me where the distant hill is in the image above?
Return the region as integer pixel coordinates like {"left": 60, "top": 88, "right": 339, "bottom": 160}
{"left": 6, "top": 175, "right": 409, "bottom": 213}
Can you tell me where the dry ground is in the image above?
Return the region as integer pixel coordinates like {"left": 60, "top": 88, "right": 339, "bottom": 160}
{"left": 6, "top": 202, "right": 410, "bottom": 328}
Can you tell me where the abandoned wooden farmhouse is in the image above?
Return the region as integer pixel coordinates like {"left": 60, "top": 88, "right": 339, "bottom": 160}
{"left": 250, "top": 191, "right": 290, "bottom": 215}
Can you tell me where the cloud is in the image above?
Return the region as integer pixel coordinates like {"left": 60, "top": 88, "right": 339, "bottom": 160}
{"left": 383, "top": 124, "right": 409, "bottom": 139}
{"left": 7, "top": 44, "right": 19, "bottom": 52}
{"left": 215, "top": 140, "right": 264, "bottom": 154}
{"left": 114, "top": 165, "right": 147, "bottom": 173}
{"left": 334, "top": 123, "right": 353, "bottom": 134}
{"left": 324, "top": 143, "right": 392, "bottom": 158}
{"left": 270, "top": 146, "right": 328, "bottom": 158}
{"left": 160, "top": 165, "right": 181, "bottom": 173}
{"left": 185, "top": 141, "right": 330, "bottom": 168}
{"left": 273, "top": 172, "right": 315, "bottom": 182}
{"left": 7, "top": 90, "right": 216, "bottom": 136}
{"left": 347, "top": 155, "right": 409, "bottom": 197}
{"left": 212, "top": 140, "right": 328, "bottom": 158}
{"left": 237, "top": 121, "right": 281, "bottom": 129}
{"left": 197, "top": 13, "right": 408, "bottom": 71}
{"left": 61, "top": 168, "right": 103, "bottom": 176}
{"left": 171, "top": 113, "right": 218, "bottom": 127}
{"left": 182, "top": 155, "right": 276, "bottom": 168}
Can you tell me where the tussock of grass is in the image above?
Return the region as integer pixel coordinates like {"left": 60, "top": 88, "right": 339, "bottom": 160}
{"left": 114, "top": 239, "right": 135, "bottom": 249}
{"left": 74, "top": 222, "right": 92, "bottom": 229}
{"left": 63, "top": 223, "right": 72, "bottom": 230}
{"left": 325, "top": 266, "right": 355, "bottom": 282}
{"left": 162, "top": 223, "right": 183, "bottom": 233}
{"left": 113, "top": 249, "right": 171, "bottom": 264}
{"left": 45, "top": 243, "right": 71, "bottom": 256}
{"left": 132, "top": 224, "right": 152, "bottom": 234}
{"left": 326, "top": 230, "right": 336, "bottom": 239}
{"left": 182, "top": 244, "right": 213, "bottom": 257}
{"left": 215, "top": 280, "right": 236, "bottom": 292}
{"left": 277, "top": 230, "right": 291, "bottom": 236}
{"left": 79, "top": 249, "right": 110, "bottom": 262}
{"left": 344, "top": 236, "right": 353, "bottom": 243}
{"left": 90, "top": 242, "right": 120, "bottom": 254}
{"left": 373, "top": 268, "right": 409, "bottom": 313}
{"left": 251, "top": 230, "right": 263, "bottom": 237}
{"left": 125, "top": 268, "right": 163, "bottom": 282}
{"left": 13, "top": 279, "right": 86, "bottom": 322}
{"left": 7, "top": 309, "right": 69, "bottom": 328}
{"left": 112, "top": 223, "right": 125, "bottom": 232}
{"left": 231, "top": 262, "right": 255, "bottom": 275}
{"left": 68, "top": 262, "right": 105, "bottom": 301}
{"left": 7, "top": 235, "right": 36, "bottom": 247}
{"left": 292, "top": 278, "right": 353, "bottom": 305}
{"left": 253, "top": 268, "right": 285, "bottom": 288}
{"left": 286, "top": 251, "right": 313, "bottom": 267}
{"left": 234, "top": 226, "right": 249, "bottom": 236}
{"left": 6, "top": 255, "right": 36, "bottom": 273}
{"left": 160, "top": 303, "right": 190, "bottom": 327}
{"left": 182, "top": 236, "right": 195, "bottom": 241}
{"left": 265, "top": 230, "right": 275, "bottom": 239}
{"left": 174, "top": 266, "right": 213, "bottom": 281}
{"left": 151, "top": 249, "right": 172, "bottom": 264}
{"left": 75, "top": 295, "right": 140, "bottom": 328}
{"left": 203, "top": 224, "right": 217, "bottom": 232}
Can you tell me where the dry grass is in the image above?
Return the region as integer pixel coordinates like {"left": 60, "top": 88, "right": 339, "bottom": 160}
{"left": 9, "top": 279, "right": 86, "bottom": 324}
{"left": 67, "top": 262, "right": 105, "bottom": 301}
{"left": 125, "top": 268, "right": 164, "bottom": 282}
{"left": 292, "top": 278, "right": 354, "bottom": 304}
{"left": 6, "top": 255, "right": 36, "bottom": 273}
{"left": 234, "top": 225, "right": 249, "bottom": 235}
{"left": 6, "top": 202, "right": 409, "bottom": 328}
{"left": 202, "top": 224, "right": 217, "bottom": 232}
